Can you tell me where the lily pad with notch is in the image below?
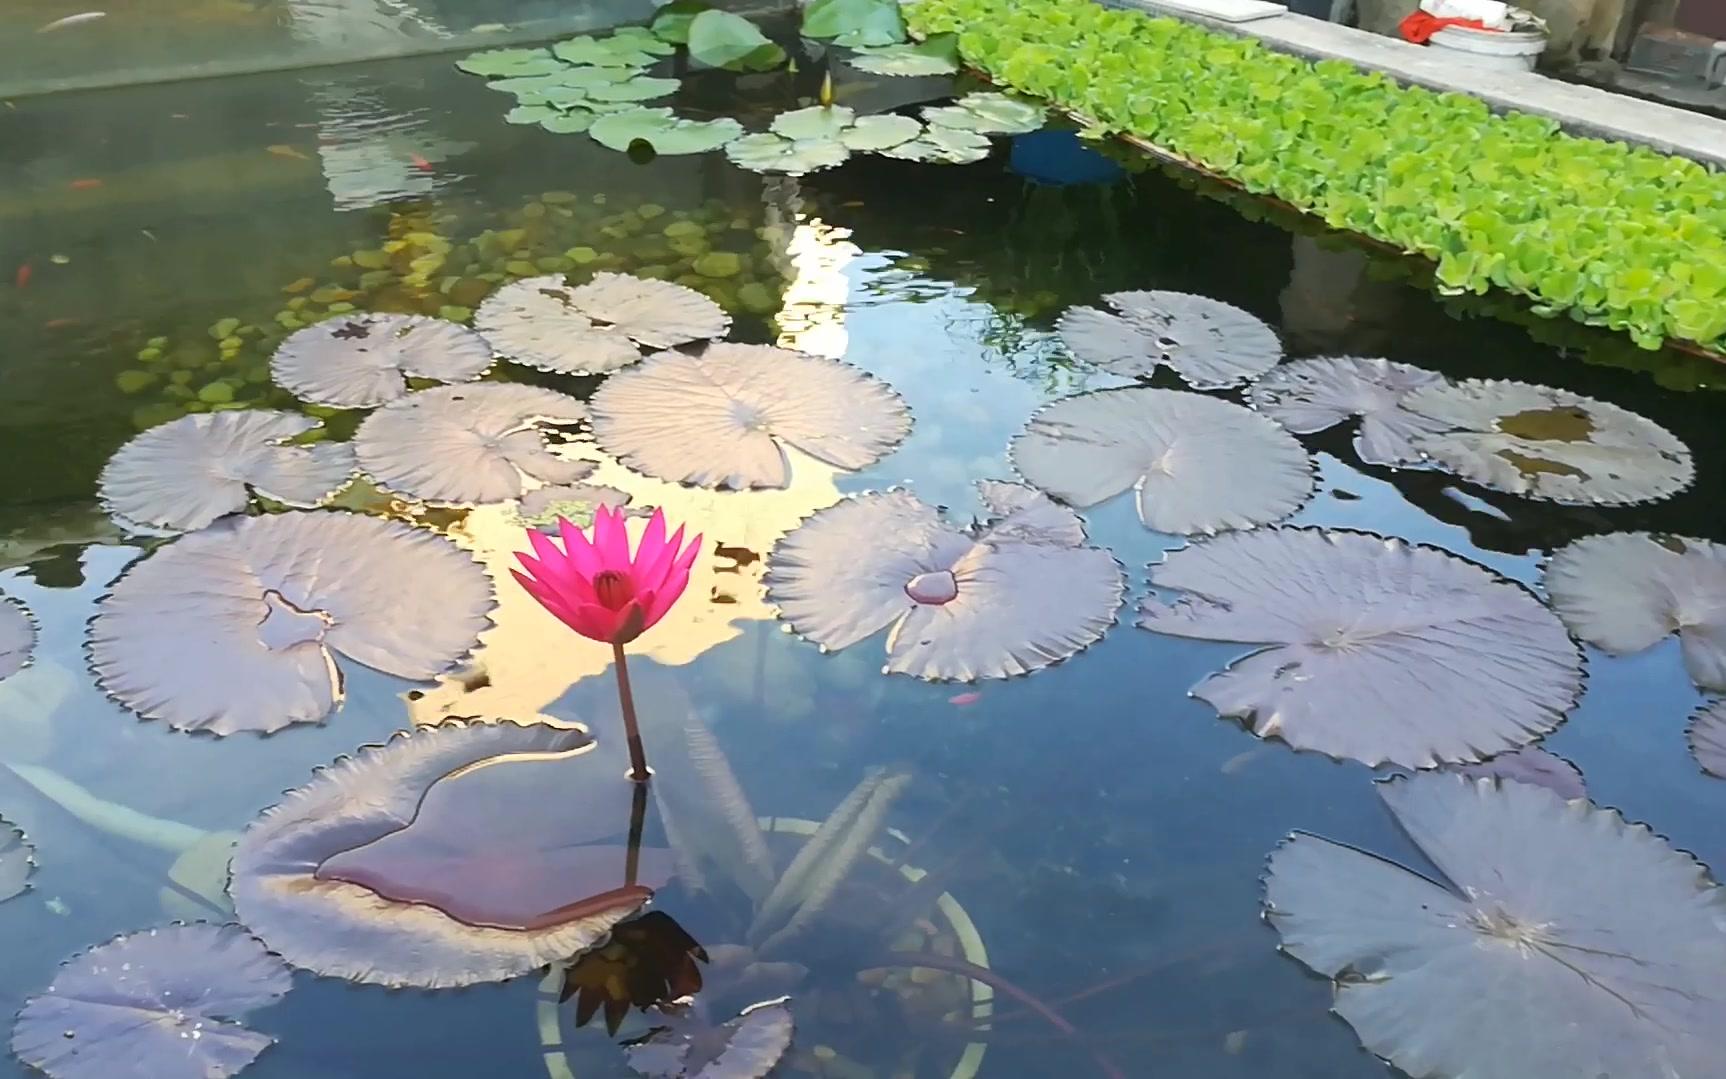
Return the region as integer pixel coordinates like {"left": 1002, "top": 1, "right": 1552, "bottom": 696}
{"left": 1688, "top": 700, "right": 1726, "bottom": 778}
{"left": 590, "top": 343, "right": 909, "bottom": 489}
{"left": 1402, "top": 378, "right": 1694, "bottom": 505}
{"left": 1139, "top": 528, "right": 1585, "bottom": 768}
{"left": 11, "top": 924, "right": 291, "bottom": 1079}
{"left": 845, "top": 35, "right": 960, "bottom": 76}
{"left": 0, "top": 817, "right": 34, "bottom": 902}
{"left": 765, "top": 483, "right": 1124, "bottom": 681}
{"left": 353, "top": 383, "right": 591, "bottom": 504}
{"left": 99, "top": 410, "right": 356, "bottom": 534}
{"left": 457, "top": 47, "right": 566, "bottom": 77}
{"left": 725, "top": 133, "right": 850, "bottom": 176}
{"left": 801, "top": 0, "right": 906, "bottom": 46}
{"left": 475, "top": 274, "right": 643, "bottom": 374}
{"left": 552, "top": 33, "right": 671, "bottom": 68}
{"left": 89, "top": 511, "right": 493, "bottom": 735}
{"left": 1010, "top": 386, "right": 1312, "bottom": 535}
{"left": 687, "top": 10, "right": 787, "bottom": 72}
{"left": 625, "top": 997, "right": 795, "bottom": 1079}
{"left": 1446, "top": 746, "right": 1586, "bottom": 800}
{"left": 879, "top": 124, "right": 991, "bottom": 164}
{"left": 1058, "top": 290, "right": 1282, "bottom": 389}
{"left": 1, "top": 593, "right": 36, "bottom": 682}
{"left": 1264, "top": 772, "right": 1726, "bottom": 1079}
{"left": 922, "top": 91, "right": 1044, "bottom": 135}
{"left": 229, "top": 720, "right": 669, "bottom": 988}
{"left": 1248, "top": 355, "right": 1448, "bottom": 465}
{"left": 270, "top": 313, "right": 493, "bottom": 409}
{"left": 1544, "top": 531, "right": 1726, "bottom": 693}
{"left": 590, "top": 108, "right": 746, "bottom": 156}
{"left": 568, "top": 271, "right": 730, "bottom": 350}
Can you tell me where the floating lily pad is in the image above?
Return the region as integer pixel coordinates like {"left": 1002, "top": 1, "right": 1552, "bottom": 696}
{"left": 1248, "top": 356, "right": 1448, "bottom": 465}
{"left": 11, "top": 924, "right": 291, "bottom": 1079}
{"left": 0, "top": 817, "right": 33, "bottom": 901}
{"left": 1058, "top": 290, "right": 1283, "bottom": 389}
{"left": 626, "top": 998, "right": 795, "bottom": 1078}
{"left": 687, "top": 10, "right": 786, "bottom": 71}
{"left": 270, "top": 314, "right": 493, "bottom": 409}
{"left": 923, "top": 92, "right": 1044, "bottom": 135}
{"left": 847, "top": 41, "right": 959, "bottom": 76}
{"left": 652, "top": 0, "right": 711, "bottom": 44}
{"left": 230, "top": 721, "right": 657, "bottom": 988}
{"left": 976, "top": 477, "right": 1089, "bottom": 547}
{"left": 354, "top": 383, "right": 590, "bottom": 504}
{"left": 771, "top": 105, "right": 856, "bottom": 141}
{"left": 801, "top": 0, "right": 906, "bottom": 46}
{"left": 590, "top": 344, "right": 909, "bottom": 489}
{"left": 518, "top": 481, "right": 648, "bottom": 531}
{"left": 879, "top": 124, "right": 991, "bottom": 163}
{"left": 543, "top": 110, "right": 597, "bottom": 134}
{"left": 1139, "top": 528, "right": 1584, "bottom": 767}
{"left": 838, "top": 114, "right": 922, "bottom": 151}
{"left": 590, "top": 108, "right": 745, "bottom": 155}
{"left": 725, "top": 133, "right": 850, "bottom": 176}
{"left": 1010, "top": 387, "right": 1312, "bottom": 534}
{"left": 553, "top": 34, "right": 668, "bottom": 67}
{"left": 0, "top": 594, "right": 35, "bottom": 682}
{"left": 766, "top": 484, "right": 1124, "bottom": 681}
{"left": 458, "top": 48, "right": 565, "bottom": 77}
{"left": 1264, "top": 772, "right": 1726, "bottom": 1079}
{"left": 98, "top": 410, "right": 355, "bottom": 534}
{"left": 1688, "top": 700, "right": 1726, "bottom": 778}
{"left": 1402, "top": 379, "right": 1694, "bottom": 505}
{"left": 1447, "top": 746, "right": 1586, "bottom": 800}
{"left": 583, "top": 75, "right": 681, "bottom": 103}
{"left": 1544, "top": 532, "right": 1726, "bottom": 693}
{"left": 568, "top": 272, "right": 730, "bottom": 350}
{"left": 89, "top": 512, "right": 493, "bottom": 735}
{"left": 475, "top": 275, "right": 641, "bottom": 374}
{"left": 489, "top": 67, "right": 633, "bottom": 99}
{"left": 507, "top": 104, "right": 561, "bottom": 125}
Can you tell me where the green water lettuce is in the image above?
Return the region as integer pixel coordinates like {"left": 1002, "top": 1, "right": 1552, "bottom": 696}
{"left": 907, "top": 0, "right": 1726, "bottom": 354}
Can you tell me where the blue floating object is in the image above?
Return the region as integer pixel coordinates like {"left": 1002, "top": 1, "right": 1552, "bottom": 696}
{"left": 1009, "top": 129, "right": 1124, "bottom": 186}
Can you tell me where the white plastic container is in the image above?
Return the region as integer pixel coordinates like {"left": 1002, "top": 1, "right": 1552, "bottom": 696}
{"left": 1428, "top": 25, "right": 1548, "bottom": 72}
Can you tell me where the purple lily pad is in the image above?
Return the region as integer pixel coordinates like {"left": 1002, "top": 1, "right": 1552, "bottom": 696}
{"left": 568, "top": 272, "right": 730, "bottom": 350}
{"left": 1446, "top": 746, "right": 1586, "bottom": 800}
{"left": 0, "top": 817, "right": 34, "bottom": 901}
{"left": 475, "top": 276, "right": 643, "bottom": 375}
{"left": 1545, "top": 532, "right": 1726, "bottom": 694}
{"left": 98, "top": 410, "right": 355, "bottom": 533}
{"left": 1139, "top": 528, "right": 1585, "bottom": 768}
{"left": 0, "top": 594, "right": 35, "bottom": 682}
{"left": 1265, "top": 772, "right": 1726, "bottom": 1079}
{"left": 1010, "top": 387, "right": 1313, "bottom": 535}
{"left": 626, "top": 998, "right": 795, "bottom": 1079}
{"left": 590, "top": 344, "right": 910, "bottom": 490}
{"left": 270, "top": 314, "right": 494, "bottom": 408}
{"left": 89, "top": 511, "right": 494, "bottom": 735}
{"left": 1058, "top": 290, "right": 1282, "bottom": 389}
{"left": 353, "top": 383, "right": 590, "bottom": 504}
{"left": 1689, "top": 700, "right": 1726, "bottom": 779}
{"left": 765, "top": 483, "right": 1124, "bottom": 681}
{"left": 230, "top": 720, "right": 666, "bottom": 987}
{"left": 1248, "top": 356, "right": 1448, "bottom": 466}
{"left": 11, "top": 924, "right": 291, "bottom": 1079}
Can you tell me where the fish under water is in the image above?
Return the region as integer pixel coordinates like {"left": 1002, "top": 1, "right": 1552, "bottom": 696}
{"left": 37, "top": 11, "right": 107, "bottom": 33}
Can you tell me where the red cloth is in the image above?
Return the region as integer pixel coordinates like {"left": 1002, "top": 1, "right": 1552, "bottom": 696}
{"left": 1399, "top": 11, "right": 1494, "bottom": 43}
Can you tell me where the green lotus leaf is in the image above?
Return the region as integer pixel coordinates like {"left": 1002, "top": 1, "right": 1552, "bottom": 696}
{"left": 846, "top": 37, "right": 959, "bottom": 76}
{"left": 802, "top": 0, "right": 906, "bottom": 46}
{"left": 839, "top": 114, "right": 922, "bottom": 151}
{"left": 458, "top": 48, "right": 565, "bottom": 77}
{"left": 541, "top": 111, "right": 597, "bottom": 135}
{"left": 725, "top": 132, "right": 850, "bottom": 175}
{"left": 506, "top": 104, "right": 562, "bottom": 125}
{"left": 650, "top": 0, "right": 711, "bottom": 44}
{"left": 881, "top": 124, "right": 991, "bottom": 164}
{"left": 924, "top": 92, "right": 1044, "bottom": 135}
{"left": 589, "top": 107, "right": 744, "bottom": 155}
{"left": 770, "top": 104, "right": 856, "bottom": 141}
{"left": 687, "top": 10, "right": 787, "bottom": 72}
{"left": 586, "top": 76, "right": 682, "bottom": 103}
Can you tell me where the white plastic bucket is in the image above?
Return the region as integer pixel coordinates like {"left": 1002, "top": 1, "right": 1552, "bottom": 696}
{"left": 1428, "top": 25, "right": 1548, "bottom": 72}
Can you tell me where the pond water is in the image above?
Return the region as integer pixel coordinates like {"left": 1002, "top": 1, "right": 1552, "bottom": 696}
{"left": 1, "top": 30, "right": 1724, "bottom": 1079}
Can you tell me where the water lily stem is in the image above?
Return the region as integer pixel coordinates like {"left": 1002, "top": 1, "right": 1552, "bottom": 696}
{"left": 625, "top": 781, "right": 647, "bottom": 886}
{"left": 611, "top": 642, "right": 651, "bottom": 782}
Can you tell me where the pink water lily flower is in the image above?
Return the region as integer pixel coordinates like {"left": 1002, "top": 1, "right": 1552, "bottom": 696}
{"left": 512, "top": 505, "right": 702, "bottom": 783}
{"left": 513, "top": 506, "right": 702, "bottom": 646}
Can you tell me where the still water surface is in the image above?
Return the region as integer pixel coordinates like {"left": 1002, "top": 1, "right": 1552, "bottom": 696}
{"left": 0, "top": 45, "right": 1722, "bottom": 1079}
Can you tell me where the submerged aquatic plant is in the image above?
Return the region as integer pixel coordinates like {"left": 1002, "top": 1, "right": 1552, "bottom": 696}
{"left": 514, "top": 507, "right": 703, "bottom": 781}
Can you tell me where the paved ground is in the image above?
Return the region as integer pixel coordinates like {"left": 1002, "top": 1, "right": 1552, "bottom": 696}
{"left": 1108, "top": 0, "right": 1726, "bottom": 166}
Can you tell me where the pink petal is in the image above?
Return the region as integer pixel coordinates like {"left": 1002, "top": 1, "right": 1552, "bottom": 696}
{"left": 516, "top": 546, "right": 595, "bottom": 606}
{"left": 511, "top": 569, "right": 586, "bottom": 629}
{"left": 643, "top": 570, "right": 691, "bottom": 625}
{"left": 555, "top": 516, "right": 604, "bottom": 580}
{"left": 526, "top": 527, "right": 565, "bottom": 568}
{"left": 592, "top": 506, "right": 631, "bottom": 571}
{"left": 567, "top": 601, "right": 628, "bottom": 643}
{"left": 634, "top": 509, "right": 668, "bottom": 569}
{"left": 632, "top": 588, "right": 665, "bottom": 631}
{"left": 634, "top": 524, "right": 686, "bottom": 593}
